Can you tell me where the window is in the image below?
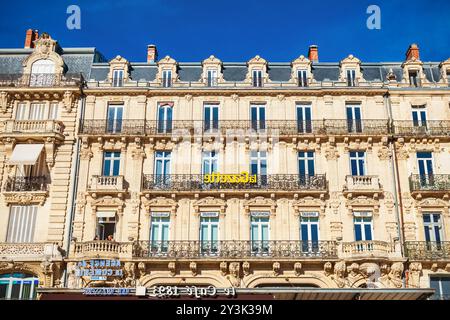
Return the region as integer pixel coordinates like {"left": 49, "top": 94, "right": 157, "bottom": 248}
{"left": 297, "top": 69, "right": 308, "bottom": 87}
{"left": 207, "top": 69, "right": 218, "bottom": 87}
{"left": 296, "top": 103, "right": 312, "bottom": 133}
{"left": 30, "top": 59, "right": 55, "bottom": 86}
{"left": 408, "top": 70, "right": 419, "bottom": 87}
{"left": 300, "top": 213, "right": 319, "bottom": 253}
{"left": 29, "top": 103, "right": 46, "bottom": 120}
{"left": 252, "top": 70, "right": 263, "bottom": 87}
{"left": 203, "top": 104, "right": 219, "bottom": 132}
{"left": 250, "top": 104, "right": 266, "bottom": 131}
{"left": 6, "top": 206, "right": 37, "bottom": 243}
{"left": 200, "top": 214, "right": 219, "bottom": 255}
{"left": 250, "top": 214, "right": 270, "bottom": 254}
{"left": 48, "top": 103, "right": 59, "bottom": 120}
{"left": 162, "top": 70, "right": 172, "bottom": 87}
{"left": 202, "top": 151, "right": 218, "bottom": 175}
{"left": 150, "top": 214, "right": 170, "bottom": 254}
{"left": 103, "top": 152, "right": 120, "bottom": 176}
{"left": 346, "top": 104, "right": 362, "bottom": 132}
{"left": 250, "top": 151, "right": 267, "bottom": 185}
{"left": 107, "top": 104, "right": 123, "bottom": 133}
{"left": 15, "top": 103, "right": 59, "bottom": 121}
{"left": 0, "top": 273, "right": 38, "bottom": 300}
{"left": 417, "top": 152, "right": 434, "bottom": 186}
{"left": 298, "top": 151, "right": 315, "bottom": 185}
{"left": 447, "top": 71, "right": 450, "bottom": 85}
{"left": 15, "top": 103, "right": 27, "bottom": 120}
{"left": 350, "top": 151, "right": 366, "bottom": 176}
{"left": 412, "top": 105, "right": 427, "bottom": 129}
{"left": 157, "top": 104, "right": 173, "bottom": 133}
{"left": 423, "top": 213, "right": 443, "bottom": 244}
{"left": 112, "top": 69, "right": 124, "bottom": 87}
{"left": 354, "top": 214, "right": 373, "bottom": 242}
{"left": 346, "top": 69, "right": 356, "bottom": 86}
{"left": 154, "top": 151, "right": 171, "bottom": 186}
{"left": 430, "top": 277, "right": 450, "bottom": 300}
{"left": 96, "top": 214, "right": 116, "bottom": 240}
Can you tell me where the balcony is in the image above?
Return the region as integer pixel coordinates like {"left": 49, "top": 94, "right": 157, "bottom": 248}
{"left": 341, "top": 241, "right": 400, "bottom": 259}
{"left": 0, "top": 73, "right": 84, "bottom": 88}
{"left": 409, "top": 174, "right": 450, "bottom": 196}
{"left": 79, "top": 119, "right": 146, "bottom": 136}
{"left": 71, "top": 241, "right": 134, "bottom": 259}
{"left": 88, "top": 175, "right": 126, "bottom": 195}
{"left": 133, "top": 240, "right": 338, "bottom": 259}
{"left": 393, "top": 121, "right": 450, "bottom": 138}
{"left": 343, "top": 175, "right": 381, "bottom": 195}
{"left": 0, "top": 243, "right": 63, "bottom": 261}
{"left": 142, "top": 174, "right": 327, "bottom": 193}
{"left": 1, "top": 120, "right": 64, "bottom": 140}
{"left": 3, "top": 176, "right": 47, "bottom": 192}
{"left": 405, "top": 241, "right": 450, "bottom": 260}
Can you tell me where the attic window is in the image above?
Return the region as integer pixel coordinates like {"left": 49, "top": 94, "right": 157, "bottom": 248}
{"left": 346, "top": 69, "right": 356, "bottom": 87}
{"left": 252, "top": 70, "right": 263, "bottom": 87}
{"left": 207, "top": 69, "right": 218, "bottom": 87}
{"left": 446, "top": 70, "right": 450, "bottom": 85}
{"left": 408, "top": 70, "right": 419, "bottom": 87}
{"left": 297, "top": 69, "right": 308, "bottom": 87}
{"left": 112, "top": 69, "right": 124, "bottom": 87}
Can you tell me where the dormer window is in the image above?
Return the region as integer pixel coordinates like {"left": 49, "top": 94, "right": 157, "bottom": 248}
{"left": 252, "top": 70, "right": 263, "bottom": 87}
{"left": 30, "top": 59, "right": 55, "bottom": 86}
{"left": 207, "top": 69, "right": 218, "bottom": 87}
{"left": 162, "top": 70, "right": 172, "bottom": 87}
{"left": 346, "top": 69, "right": 356, "bottom": 86}
{"left": 112, "top": 69, "right": 124, "bottom": 87}
{"left": 409, "top": 70, "right": 419, "bottom": 87}
{"left": 446, "top": 71, "right": 450, "bottom": 85}
{"left": 297, "top": 69, "right": 308, "bottom": 87}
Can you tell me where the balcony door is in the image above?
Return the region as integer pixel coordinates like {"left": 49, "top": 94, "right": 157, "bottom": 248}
{"left": 300, "top": 214, "right": 319, "bottom": 253}
{"left": 250, "top": 151, "right": 267, "bottom": 186}
{"left": 157, "top": 104, "right": 173, "bottom": 133}
{"left": 354, "top": 215, "right": 373, "bottom": 244}
{"left": 346, "top": 104, "right": 362, "bottom": 133}
{"left": 203, "top": 104, "right": 219, "bottom": 132}
{"left": 154, "top": 151, "right": 171, "bottom": 186}
{"left": 150, "top": 214, "right": 170, "bottom": 254}
{"left": 6, "top": 205, "right": 37, "bottom": 243}
{"left": 200, "top": 214, "right": 219, "bottom": 255}
{"left": 251, "top": 104, "right": 266, "bottom": 131}
{"left": 103, "top": 152, "right": 120, "bottom": 176}
{"left": 417, "top": 152, "right": 434, "bottom": 186}
{"left": 202, "top": 151, "right": 218, "bottom": 175}
{"left": 298, "top": 151, "right": 315, "bottom": 186}
{"left": 423, "top": 213, "right": 443, "bottom": 249}
{"left": 107, "top": 104, "right": 123, "bottom": 133}
{"left": 207, "top": 69, "right": 218, "bottom": 87}
{"left": 96, "top": 213, "right": 116, "bottom": 240}
{"left": 350, "top": 151, "right": 365, "bottom": 176}
{"left": 296, "top": 104, "right": 312, "bottom": 133}
{"left": 412, "top": 106, "right": 427, "bottom": 128}
{"left": 251, "top": 215, "right": 270, "bottom": 255}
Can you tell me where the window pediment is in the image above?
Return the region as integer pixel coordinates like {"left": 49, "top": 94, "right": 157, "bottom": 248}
{"left": 243, "top": 196, "right": 276, "bottom": 215}
{"left": 22, "top": 33, "right": 64, "bottom": 76}
{"left": 193, "top": 196, "right": 226, "bottom": 215}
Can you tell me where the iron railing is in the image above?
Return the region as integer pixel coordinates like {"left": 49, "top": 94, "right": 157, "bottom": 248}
{"left": 134, "top": 240, "right": 338, "bottom": 259}
{"left": 0, "top": 73, "right": 84, "bottom": 87}
{"left": 142, "top": 174, "right": 327, "bottom": 191}
{"left": 404, "top": 241, "right": 450, "bottom": 260}
{"left": 3, "top": 176, "right": 47, "bottom": 192}
{"left": 392, "top": 121, "right": 450, "bottom": 137}
{"left": 409, "top": 174, "right": 450, "bottom": 192}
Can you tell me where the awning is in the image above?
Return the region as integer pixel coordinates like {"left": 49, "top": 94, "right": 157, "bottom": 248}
{"left": 8, "top": 144, "right": 44, "bottom": 165}
{"left": 96, "top": 211, "right": 116, "bottom": 218}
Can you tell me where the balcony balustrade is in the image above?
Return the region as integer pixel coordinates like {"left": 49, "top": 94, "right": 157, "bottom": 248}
{"left": 409, "top": 174, "right": 450, "bottom": 193}
{"left": 0, "top": 242, "right": 63, "bottom": 260}
{"left": 344, "top": 175, "right": 381, "bottom": 193}
{"left": 3, "top": 176, "right": 47, "bottom": 192}
{"left": 89, "top": 175, "right": 125, "bottom": 192}
{"left": 142, "top": 174, "right": 327, "bottom": 192}
{"left": 0, "top": 73, "right": 84, "bottom": 87}
{"left": 2, "top": 120, "right": 64, "bottom": 137}
{"left": 341, "top": 240, "right": 400, "bottom": 259}
{"left": 405, "top": 241, "right": 450, "bottom": 260}
{"left": 71, "top": 241, "right": 134, "bottom": 259}
{"left": 393, "top": 121, "right": 450, "bottom": 137}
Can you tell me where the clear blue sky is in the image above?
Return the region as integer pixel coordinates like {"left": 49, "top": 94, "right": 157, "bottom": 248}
{"left": 0, "top": 0, "right": 449, "bottom": 62}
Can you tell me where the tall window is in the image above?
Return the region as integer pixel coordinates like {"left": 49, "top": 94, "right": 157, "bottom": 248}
{"left": 48, "top": 103, "right": 59, "bottom": 120}
{"left": 103, "top": 152, "right": 120, "bottom": 176}
{"left": 423, "top": 213, "right": 443, "bottom": 244}
{"left": 250, "top": 151, "right": 267, "bottom": 185}
{"left": 250, "top": 104, "right": 266, "bottom": 131}
{"left": 6, "top": 206, "right": 37, "bottom": 243}
{"left": 250, "top": 214, "right": 270, "bottom": 254}
{"left": 162, "top": 70, "right": 172, "bottom": 87}
{"left": 112, "top": 69, "right": 124, "bottom": 87}
{"left": 409, "top": 70, "right": 419, "bottom": 87}
{"left": 417, "top": 152, "right": 434, "bottom": 186}
{"left": 412, "top": 105, "right": 427, "bottom": 128}
{"left": 203, "top": 104, "right": 219, "bottom": 132}
{"left": 200, "top": 213, "right": 219, "bottom": 255}
{"left": 202, "top": 151, "right": 218, "bottom": 175}
{"left": 29, "top": 103, "right": 46, "bottom": 120}
{"left": 346, "top": 104, "right": 362, "bottom": 132}
{"left": 0, "top": 273, "right": 38, "bottom": 300}
{"left": 252, "top": 70, "right": 263, "bottom": 87}
{"left": 354, "top": 214, "right": 373, "bottom": 241}
{"left": 297, "top": 103, "right": 312, "bottom": 133}
{"left": 207, "top": 69, "right": 218, "bottom": 87}
{"left": 346, "top": 69, "right": 356, "bottom": 86}
{"left": 157, "top": 104, "right": 173, "bottom": 133}
{"left": 350, "top": 151, "right": 366, "bottom": 176}
{"left": 298, "top": 151, "right": 315, "bottom": 185}
{"left": 14, "top": 103, "right": 58, "bottom": 120}
{"left": 300, "top": 213, "right": 319, "bottom": 253}
{"left": 154, "top": 151, "right": 171, "bottom": 186}
{"left": 297, "top": 69, "right": 308, "bottom": 87}
{"left": 107, "top": 104, "right": 123, "bottom": 133}
{"left": 30, "top": 59, "right": 55, "bottom": 86}
{"left": 150, "top": 214, "right": 170, "bottom": 254}
{"left": 430, "top": 277, "right": 450, "bottom": 300}
{"left": 96, "top": 213, "right": 116, "bottom": 240}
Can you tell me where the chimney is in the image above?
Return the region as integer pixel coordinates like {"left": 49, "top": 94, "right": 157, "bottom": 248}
{"left": 406, "top": 43, "right": 420, "bottom": 61}
{"left": 24, "top": 29, "right": 39, "bottom": 49}
{"left": 308, "top": 45, "right": 318, "bottom": 62}
{"left": 147, "top": 44, "right": 158, "bottom": 63}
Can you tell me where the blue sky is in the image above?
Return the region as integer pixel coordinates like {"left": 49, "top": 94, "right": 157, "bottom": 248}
{"left": 0, "top": 0, "right": 449, "bottom": 62}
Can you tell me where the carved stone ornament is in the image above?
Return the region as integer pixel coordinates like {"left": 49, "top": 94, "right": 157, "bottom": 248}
{"left": 379, "top": 262, "right": 404, "bottom": 288}
{"left": 190, "top": 262, "right": 197, "bottom": 276}
{"left": 168, "top": 262, "right": 176, "bottom": 276}
{"left": 323, "top": 262, "right": 333, "bottom": 277}
{"left": 220, "top": 261, "right": 228, "bottom": 276}
{"left": 63, "top": 91, "right": 75, "bottom": 113}
{"left": 90, "top": 196, "right": 124, "bottom": 215}
{"left": 294, "top": 262, "right": 302, "bottom": 276}
{"left": 243, "top": 196, "right": 277, "bottom": 216}
{"left": 0, "top": 91, "right": 12, "bottom": 113}
{"left": 3, "top": 191, "right": 47, "bottom": 206}
{"left": 193, "top": 197, "right": 227, "bottom": 216}
{"left": 293, "top": 196, "right": 325, "bottom": 216}
{"left": 228, "top": 262, "right": 241, "bottom": 287}
{"left": 242, "top": 261, "right": 251, "bottom": 276}
{"left": 272, "top": 262, "right": 281, "bottom": 276}
{"left": 143, "top": 196, "right": 177, "bottom": 216}
{"left": 346, "top": 195, "right": 379, "bottom": 215}
{"left": 416, "top": 198, "right": 449, "bottom": 216}
{"left": 407, "top": 262, "right": 422, "bottom": 288}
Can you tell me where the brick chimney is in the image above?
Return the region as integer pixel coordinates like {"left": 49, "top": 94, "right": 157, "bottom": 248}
{"left": 308, "top": 45, "right": 318, "bottom": 62}
{"left": 406, "top": 43, "right": 420, "bottom": 61}
{"left": 24, "top": 29, "right": 39, "bottom": 49}
{"left": 147, "top": 44, "right": 158, "bottom": 63}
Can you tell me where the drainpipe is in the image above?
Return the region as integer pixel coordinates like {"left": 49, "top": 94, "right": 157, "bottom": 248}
{"left": 384, "top": 92, "right": 405, "bottom": 255}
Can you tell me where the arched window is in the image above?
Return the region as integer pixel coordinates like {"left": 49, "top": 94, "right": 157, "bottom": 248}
{"left": 0, "top": 273, "right": 39, "bottom": 300}
{"left": 30, "top": 59, "right": 55, "bottom": 86}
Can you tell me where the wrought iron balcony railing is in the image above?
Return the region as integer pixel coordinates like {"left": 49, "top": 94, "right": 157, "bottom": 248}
{"left": 142, "top": 174, "right": 327, "bottom": 191}
{"left": 393, "top": 121, "right": 450, "bottom": 137}
{"left": 405, "top": 241, "right": 450, "bottom": 260}
{"left": 134, "top": 240, "right": 338, "bottom": 259}
{"left": 0, "top": 73, "right": 84, "bottom": 87}
{"left": 3, "top": 176, "right": 47, "bottom": 192}
{"left": 409, "top": 174, "right": 450, "bottom": 192}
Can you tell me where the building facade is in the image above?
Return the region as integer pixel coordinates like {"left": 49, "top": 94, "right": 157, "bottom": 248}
{"left": 1, "top": 31, "right": 449, "bottom": 299}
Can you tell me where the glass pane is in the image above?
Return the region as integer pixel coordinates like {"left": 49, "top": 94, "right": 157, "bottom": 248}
{"left": 354, "top": 224, "right": 362, "bottom": 241}
{"left": 0, "top": 283, "right": 8, "bottom": 299}
{"left": 301, "top": 224, "right": 308, "bottom": 241}
{"left": 103, "top": 159, "right": 111, "bottom": 176}
{"left": 364, "top": 224, "right": 372, "bottom": 241}
{"left": 308, "top": 159, "right": 315, "bottom": 176}
{"left": 112, "top": 159, "right": 120, "bottom": 176}
{"left": 424, "top": 226, "right": 431, "bottom": 242}
{"left": 311, "top": 224, "right": 319, "bottom": 242}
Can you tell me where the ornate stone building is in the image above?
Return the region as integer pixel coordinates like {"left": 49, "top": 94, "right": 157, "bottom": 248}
{"left": 0, "top": 31, "right": 449, "bottom": 299}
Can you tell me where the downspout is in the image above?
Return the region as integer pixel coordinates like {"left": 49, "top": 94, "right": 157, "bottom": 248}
{"left": 384, "top": 91, "right": 405, "bottom": 255}
{"left": 62, "top": 77, "right": 86, "bottom": 287}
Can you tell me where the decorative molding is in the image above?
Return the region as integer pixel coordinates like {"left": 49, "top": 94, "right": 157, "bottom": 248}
{"left": 346, "top": 195, "right": 380, "bottom": 215}
{"left": 293, "top": 196, "right": 326, "bottom": 216}
{"left": 243, "top": 196, "right": 277, "bottom": 216}
{"left": 143, "top": 196, "right": 177, "bottom": 216}
{"left": 3, "top": 191, "right": 48, "bottom": 206}
{"left": 193, "top": 197, "right": 227, "bottom": 216}
{"left": 90, "top": 196, "right": 124, "bottom": 215}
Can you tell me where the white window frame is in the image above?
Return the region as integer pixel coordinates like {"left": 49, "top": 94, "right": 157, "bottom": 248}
{"left": 346, "top": 69, "right": 356, "bottom": 86}
{"left": 162, "top": 70, "right": 172, "bottom": 87}
{"left": 252, "top": 69, "right": 263, "bottom": 87}
{"left": 349, "top": 151, "right": 366, "bottom": 176}
{"left": 353, "top": 213, "right": 373, "bottom": 241}
{"left": 297, "top": 69, "right": 308, "bottom": 87}
{"left": 202, "top": 151, "right": 218, "bottom": 175}
{"left": 207, "top": 69, "right": 218, "bottom": 86}
{"left": 112, "top": 69, "right": 124, "bottom": 87}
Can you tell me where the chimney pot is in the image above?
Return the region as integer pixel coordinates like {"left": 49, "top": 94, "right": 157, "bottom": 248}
{"left": 24, "top": 29, "right": 39, "bottom": 49}
{"left": 406, "top": 43, "right": 420, "bottom": 61}
{"left": 308, "top": 45, "right": 319, "bottom": 62}
{"left": 147, "top": 44, "right": 158, "bottom": 63}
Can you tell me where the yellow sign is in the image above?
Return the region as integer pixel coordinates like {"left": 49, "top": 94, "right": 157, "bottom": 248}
{"left": 204, "top": 172, "right": 257, "bottom": 184}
